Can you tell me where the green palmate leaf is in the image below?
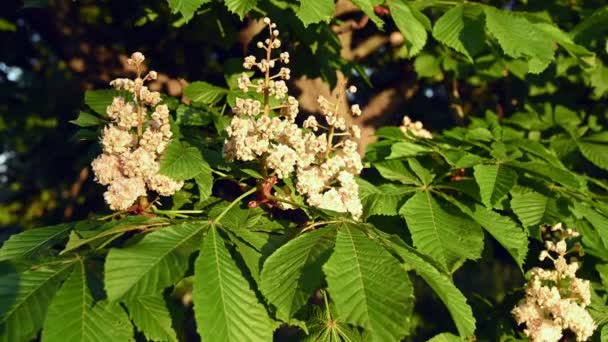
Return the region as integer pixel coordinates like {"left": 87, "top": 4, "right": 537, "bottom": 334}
{"left": 167, "top": 0, "right": 211, "bottom": 22}
{"left": 223, "top": 0, "right": 257, "bottom": 19}
{"left": 194, "top": 170, "right": 213, "bottom": 202}
{"left": 323, "top": 223, "right": 413, "bottom": 341}
{"left": 510, "top": 191, "right": 556, "bottom": 228}
{"left": 84, "top": 89, "right": 120, "bottom": 116}
{"left": 427, "top": 332, "right": 462, "bottom": 342}
{"left": 159, "top": 140, "right": 209, "bottom": 180}
{"left": 372, "top": 160, "right": 420, "bottom": 185}
{"left": 175, "top": 105, "right": 213, "bottom": 126}
{"left": 104, "top": 222, "right": 209, "bottom": 300}
{"left": 350, "top": 0, "right": 384, "bottom": 29}
{"left": 506, "top": 161, "right": 582, "bottom": 189}
{"left": 124, "top": 295, "right": 178, "bottom": 342}
{"left": 0, "top": 261, "right": 74, "bottom": 342}
{"left": 408, "top": 158, "right": 434, "bottom": 185}
{"left": 193, "top": 226, "right": 273, "bottom": 341}
{"left": 183, "top": 81, "right": 227, "bottom": 105}
{"left": 414, "top": 54, "right": 441, "bottom": 78}
{"left": 375, "top": 126, "right": 406, "bottom": 140}
{"left": 356, "top": 178, "right": 417, "bottom": 219}
{"left": 296, "top": 0, "right": 334, "bottom": 27}
{"left": 483, "top": 6, "right": 554, "bottom": 73}
{"left": 387, "top": 237, "right": 476, "bottom": 337}
{"left": 439, "top": 149, "right": 484, "bottom": 168}
{"left": 534, "top": 23, "right": 596, "bottom": 68}
{"left": 0, "top": 223, "right": 72, "bottom": 261}
{"left": 574, "top": 203, "right": 608, "bottom": 248}
{"left": 432, "top": 4, "right": 485, "bottom": 61}
{"left": 589, "top": 64, "right": 608, "bottom": 97}
{"left": 225, "top": 233, "right": 264, "bottom": 284}
{"left": 42, "top": 260, "right": 133, "bottom": 342}
{"left": 570, "top": 5, "right": 608, "bottom": 44}
{"left": 61, "top": 217, "right": 169, "bottom": 255}
{"left": 388, "top": 0, "right": 427, "bottom": 58}
{"left": 69, "top": 111, "right": 103, "bottom": 127}
{"left": 400, "top": 191, "right": 484, "bottom": 273}
{"left": 578, "top": 140, "right": 608, "bottom": 171}
{"left": 387, "top": 141, "right": 431, "bottom": 159}
{"left": 513, "top": 140, "right": 564, "bottom": 168}
{"left": 260, "top": 227, "right": 336, "bottom": 321}
{"left": 444, "top": 197, "right": 528, "bottom": 268}
{"left": 473, "top": 164, "right": 517, "bottom": 208}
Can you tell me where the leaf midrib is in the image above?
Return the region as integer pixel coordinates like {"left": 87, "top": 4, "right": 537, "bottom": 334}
{"left": 118, "top": 223, "right": 204, "bottom": 299}
{"left": 212, "top": 227, "right": 231, "bottom": 341}
{"left": 1, "top": 224, "right": 71, "bottom": 260}
{"left": 1, "top": 261, "right": 74, "bottom": 324}
{"left": 424, "top": 191, "right": 449, "bottom": 269}
{"left": 344, "top": 227, "right": 372, "bottom": 329}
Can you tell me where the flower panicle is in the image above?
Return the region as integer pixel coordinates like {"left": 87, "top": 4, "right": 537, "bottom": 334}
{"left": 512, "top": 223, "right": 596, "bottom": 342}
{"left": 91, "top": 52, "right": 183, "bottom": 211}
{"left": 400, "top": 115, "right": 432, "bottom": 139}
{"left": 224, "top": 18, "right": 364, "bottom": 219}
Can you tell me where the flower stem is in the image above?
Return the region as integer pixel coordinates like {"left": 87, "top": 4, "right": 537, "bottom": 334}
{"left": 153, "top": 209, "right": 204, "bottom": 215}
{"left": 214, "top": 187, "right": 257, "bottom": 223}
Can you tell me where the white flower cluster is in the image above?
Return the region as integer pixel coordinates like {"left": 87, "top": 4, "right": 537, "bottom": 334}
{"left": 91, "top": 52, "right": 183, "bottom": 211}
{"left": 400, "top": 115, "right": 432, "bottom": 139}
{"left": 224, "top": 18, "right": 363, "bottom": 219}
{"left": 512, "top": 223, "right": 596, "bottom": 342}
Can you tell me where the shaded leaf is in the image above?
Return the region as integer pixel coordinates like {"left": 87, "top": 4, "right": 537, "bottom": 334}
{"left": 42, "top": 260, "right": 133, "bottom": 342}
{"left": 578, "top": 140, "right": 608, "bottom": 171}
{"left": 444, "top": 196, "right": 528, "bottom": 269}
{"left": 124, "top": 295, "right": 178, "bottom": 342}
{"left": 0, "top": 262, "right": 74, "bottom": 342}
{"left": 0, "top": 224, "right": 72, "bottom": 261}
{"left": 388, "top": 236, "right": 476, "bottom": 337}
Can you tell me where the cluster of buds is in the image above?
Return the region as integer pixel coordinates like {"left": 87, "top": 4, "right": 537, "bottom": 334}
{"left": 399, "top": 115, "right": 432, "bottom": 139}
{"left": 91, "top": 52, "right": 183, "bottom": 211}
{"left": 512, "top": 223, "right": 596, "bottom": 342}
{"left": 224, "top": 18, "right": 363, "bottom": 219}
